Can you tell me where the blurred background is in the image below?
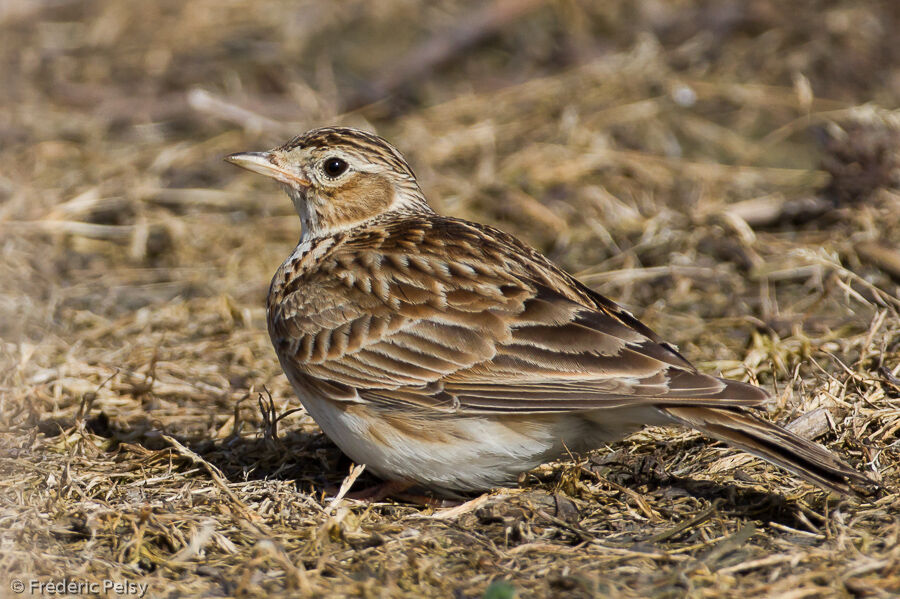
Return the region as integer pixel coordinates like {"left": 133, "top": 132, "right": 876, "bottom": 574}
{"left": 2, "top": 1, "right": 899, "bottom": 597}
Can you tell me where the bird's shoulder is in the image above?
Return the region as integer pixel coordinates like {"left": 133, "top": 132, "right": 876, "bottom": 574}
{"left": 268, "top": 212, "right": 692, "bottom": 370}
{"left": 270, "top": 213, "right": 595, "bottom": 315}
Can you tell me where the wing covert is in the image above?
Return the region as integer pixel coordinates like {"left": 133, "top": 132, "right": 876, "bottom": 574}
{"left": 268, "top": 217, "right": 768, "bottom": 414}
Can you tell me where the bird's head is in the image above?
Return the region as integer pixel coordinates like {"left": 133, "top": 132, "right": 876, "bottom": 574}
{"left": 226, "top": 127, "right": 430, "bottom": 239}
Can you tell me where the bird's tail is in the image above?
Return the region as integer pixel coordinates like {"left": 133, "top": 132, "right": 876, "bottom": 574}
{"left": 662, "top": 405, "right": 874, "bottom": 494}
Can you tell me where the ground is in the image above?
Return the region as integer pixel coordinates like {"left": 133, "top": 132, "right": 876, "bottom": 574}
{"left": 2, "top": 1, "right": 900, "bottom": 597}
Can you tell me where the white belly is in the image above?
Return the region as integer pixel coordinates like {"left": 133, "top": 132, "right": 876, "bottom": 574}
{"left": 294, "top": 389, "right": 560, "bottom": 492}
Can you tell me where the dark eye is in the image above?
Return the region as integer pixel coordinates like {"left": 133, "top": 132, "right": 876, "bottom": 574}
{"left": 323, "top": 157, "right": 348, "bottom": 178}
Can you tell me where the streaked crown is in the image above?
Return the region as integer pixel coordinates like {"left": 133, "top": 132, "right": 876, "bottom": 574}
{"left": 226, "top": 127, "right": 431, "bottom": 240}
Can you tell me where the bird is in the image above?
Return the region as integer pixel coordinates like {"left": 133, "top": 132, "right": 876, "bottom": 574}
{"left": 225, "top": 126, "right": 872, "bottom": 498}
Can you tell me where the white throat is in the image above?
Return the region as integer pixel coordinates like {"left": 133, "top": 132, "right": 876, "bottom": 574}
{"left": 285, "top": 185, "right": 320, "bottom": 243}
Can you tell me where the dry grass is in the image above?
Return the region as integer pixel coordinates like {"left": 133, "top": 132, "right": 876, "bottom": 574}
{"left": 2, "top": 1, "right": 900, "bottom": 597}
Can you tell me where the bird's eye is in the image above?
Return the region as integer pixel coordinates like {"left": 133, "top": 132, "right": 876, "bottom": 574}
{"left": 322, "top": 157, "right": 349, "bottom": 178}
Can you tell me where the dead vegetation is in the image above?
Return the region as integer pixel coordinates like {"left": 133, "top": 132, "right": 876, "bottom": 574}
{"left": 2, "top": 1, "right": 900, "bottom": 597}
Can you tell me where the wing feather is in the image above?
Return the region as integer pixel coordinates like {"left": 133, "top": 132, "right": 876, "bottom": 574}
{"left": 268, "top": 216, "right": 769, "bottom": 414}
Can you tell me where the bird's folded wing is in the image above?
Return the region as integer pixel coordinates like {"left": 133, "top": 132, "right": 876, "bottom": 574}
{"left": 269, "top": 223, "right": 769, "bottom": 414}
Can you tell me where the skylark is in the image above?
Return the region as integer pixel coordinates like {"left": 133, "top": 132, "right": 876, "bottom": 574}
{"left": 226, "top": 127, "right": 871, "bottom": 496}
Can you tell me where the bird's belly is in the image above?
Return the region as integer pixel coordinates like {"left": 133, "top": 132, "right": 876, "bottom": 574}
{"left": 281, "top": 369, "right": 661, "bottom": 492}
{"left": 310, "top": 398, "right": 558, "bottom": 491}
{"left": 289, "top": 385, "right": 602, "bottom": 492}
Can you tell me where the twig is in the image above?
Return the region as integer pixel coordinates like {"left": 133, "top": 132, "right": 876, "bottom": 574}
{"left": 187, "top": 88, "right": 285, "bottom": 135}
{"left": 161, "top": 434, "right": 261, "bottom": 523}
{"left": 694, "top": 522, "right": 757, "bottom": 571}
{"left": 580, "top": 467, "right": 662, "bottom": 522}
{"left": 578, "top": 265, "right": 723, "bottom": 285}
{"left": 534, "top": 508, "right": 595, "bottom": 543}
{"left": 722, "top": 195, "right": 834, "bottom": 228}
{"left": 326, "top": 463, "right": 366, "bottom": 515}
{"left": 2, "top": 220, "right": 135, "bottom": 240}
{"left": 642, "top": 499, "right": 723, "bottom": 543}
{"left": 784, "top": 408, "right": 833, "bottom": 441}
{"left": 428, "top": 493, "right": 496, "bottom": 520}
{"left": 717, "top": 553, "right": 795, "bottom": 575}
{"left": 856, "top": 241, "right": 900, "bottom": 281}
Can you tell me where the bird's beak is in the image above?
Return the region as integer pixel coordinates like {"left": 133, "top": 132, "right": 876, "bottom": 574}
{"left": 224, "top": 152, "right": 312, "bottom": 187}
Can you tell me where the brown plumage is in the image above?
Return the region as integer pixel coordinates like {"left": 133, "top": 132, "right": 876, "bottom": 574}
{"left": 225, "top": 127, "right": 873, "bottom": 496}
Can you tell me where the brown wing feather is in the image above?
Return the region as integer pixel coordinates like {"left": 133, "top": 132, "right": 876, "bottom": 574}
{"left": 663, "top": 406, "right": 873, "bottom": 494}
{"left": 268, "top": 215, "right": 768, "bottom": 414}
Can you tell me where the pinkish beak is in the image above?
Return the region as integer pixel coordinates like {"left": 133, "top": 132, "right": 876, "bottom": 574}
{"left": 225, "top": 151, "right": 311, "bottom": 187}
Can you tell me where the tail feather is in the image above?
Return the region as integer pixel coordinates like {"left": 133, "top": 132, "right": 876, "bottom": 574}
{"left": 662, "top": 405, "right": 873, "bottom": 494}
